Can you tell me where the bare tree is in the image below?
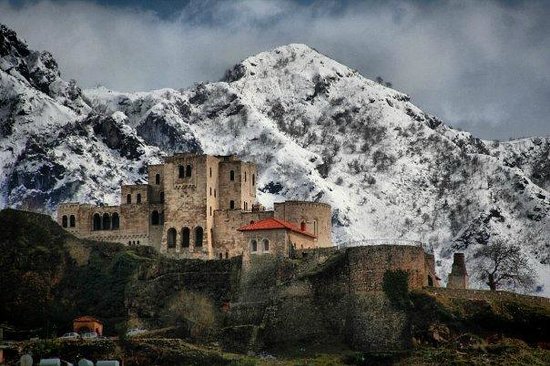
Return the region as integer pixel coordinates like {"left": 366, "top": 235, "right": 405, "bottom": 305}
{"left": 472, "top": 239, "right": 536, "bottom": 291}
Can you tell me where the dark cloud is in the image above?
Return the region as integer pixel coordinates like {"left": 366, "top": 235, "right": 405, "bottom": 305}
{"left": 1, "top": 0, "right": 549, "bottom": 139}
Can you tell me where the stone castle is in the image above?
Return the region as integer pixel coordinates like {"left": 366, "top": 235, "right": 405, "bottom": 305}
{"left": 57, "top": 153, "right": 468, "bottom": 290}
{"left": 57, "top": 154, "right": 332, "bottom": 260}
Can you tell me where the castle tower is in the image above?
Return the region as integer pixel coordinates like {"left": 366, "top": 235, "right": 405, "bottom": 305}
{"left": 447, "top": 253, "right": 468, "bottom": 289}
{"left": 160, "top": 154, "right": 219, "bottom": 258}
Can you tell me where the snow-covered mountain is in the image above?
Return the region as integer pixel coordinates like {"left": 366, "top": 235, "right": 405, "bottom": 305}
{"left": 1, "top": 24, "right": 548, "bottom": 293}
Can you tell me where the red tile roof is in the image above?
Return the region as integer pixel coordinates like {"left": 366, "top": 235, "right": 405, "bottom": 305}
{"left": 74, "top": 316, "right": 102, "bottom": 324}
{"left": 238, "top": 217, "right": 316, "bottom": 238}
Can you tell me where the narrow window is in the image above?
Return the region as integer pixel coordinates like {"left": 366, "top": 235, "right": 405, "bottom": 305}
{"left": 301, "top": 221, "right": 306, "bottom": 231}
{"left": 151, "top": 210, "right": 160, "bottom": 225}
{"left": 102, "top": 213, "right": 111, "bottom": 230}
{"left": 250, "top": 220, "right": 255, "bottom": 224}
{"left": 128, "top": 241, "right": 131, "bottom": 245}
{"left": 126, "top": 194, "right": 132, "bottom": 204}
{"left": 252, "top": 174, "right": 255, "bottom": 186}
{"left": 209, "top": 167, "right": 212, "bottom": 177}
{"left": 137, "top": 240, "right": 140, "bottom": 245}
{"left": 69, "top": 215, "right": 76, "bottom": 227}
{"left": 214, "top": 189, "right": 216, "bottom": 198}
{"left": 62, "top": 215, "right": 68, "bottom": 228}
{"left": 160, "top": 191, "right": 165, "bottom": 203}
{"left": 179, "top": 165, "right": 185, "bottom": 178}
{"left": 186, "top": 165, "right": 192, "bottom": 177}
{"left": 225, "top": 251, "right": 229, "bottom": 259}
{"left": 195, "top": 226, "right": 204, "bottom": 247}
{"left": 155, "top": 173, "right": 160, "bottom": 185}
{"left": 244, "top": 202, "right": 248, "bottom": 210}
{"left": 263, "top": 239, "right": 270, "bottom": 252}
{"left": 251, "top": 240, "right": 257, "bottom": 252}
{"left": 137, "top": 193, "right": 142, "bottom": 204}
{"left": 182, "top": 227, "right": 190, "bottom": 247}
{"left": 210, "top": 187, "right": 212, "bottom": 196}
{"left": 167, "top": 228, "right": 177, "bottom": 248}
{"left": 210, "top": 206, "right": 212, "bottom": 216}
{"left": 112, "top": 213, "right": 120, "bottom": 229}
{"left": 219, "top": 253, "right": 223, "bottom": 259}
{"left": 230, "top": 170, "right": 235, "bottom": 181}
{"left": 230, "top": 200, "right": 235, "bottom": 209}
{"left": 93, "top": 213, "right": 101, "bottom": 230}
{"left": 244, "top": 172, "right": 247, "bottom": 182}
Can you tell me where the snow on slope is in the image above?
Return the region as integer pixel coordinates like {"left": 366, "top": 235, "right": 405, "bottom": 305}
{"left": 1, "top": 26, "right": 548, "bottom": 294}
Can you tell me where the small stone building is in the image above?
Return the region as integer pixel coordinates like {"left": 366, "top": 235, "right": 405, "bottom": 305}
{"left": 73, "top": 316, "right": 103, "bottom": 336}
{"left": 57, "top": 154, "right": 332, "bottom": 260}
{"left": 238, "top": 217, "right": 317, "bottom": 258}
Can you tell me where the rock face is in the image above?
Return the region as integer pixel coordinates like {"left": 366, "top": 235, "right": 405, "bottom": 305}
{"left": 0, "top": 24, "right": 549, "bottom": 292}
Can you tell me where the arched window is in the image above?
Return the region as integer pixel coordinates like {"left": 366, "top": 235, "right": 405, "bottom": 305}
{"left": 155, "top": 173, "right": 160, "bottom": 184}
{"left": 128, "top": 241, "right": 131, "bottom": 245}
{"left": 160, "top": 191, "right": 165, "bottom": 203}
{"left": 230, "top": 170, "right": 235, "bottom": 181}
{"left": 252, "top": 174, "right": 255, "bottom": 186}
{"left": 230, "top": 200, "right": 235, "bottom": 209}
{"left": 263, "top": 239, "right": 270, "bottom": 252}
{"left": 137, "top": 240, "right": 140, "bottom": 245}
{"left": 69, "top": 215, "right": 76, "bottom": 227}
{"left": 195, "top": 226, "right": 203, "bottom": 247}
{"left": 112, "top": 213, "right": 120, "bottom": 229}
{"left": 225, "top": 251, "right": 229, "bottom": 259}
{"left": 251, "top": 240, "right": 258, "bottom": 252}
{"left": 167, "top": 228, "right": 177, "bottom": 248}
{"left": 126, "top": 194, "right": 132, "bottom": 204}
{"left": 151, "top": 210, "right": 160, "bottom": 225}
{"left": 93, "top": 213, "right": 101, "bottom": 230}
{"left": 102, "top": 213, "right": 111, "bottom": 230}
{"left": 186, "top": 165, "right": 192, "bottom": 177}
{"left": 62, "top": 215, "right": 68, "bottom": 228}
{"left": 300, "top": 221, "right": 306, "bottom": 231}
{"left": 179, "top": 165, "right": 185, "bottom": 178}
{"left": 182, "top": 227, "right": 190, "bottom": 247}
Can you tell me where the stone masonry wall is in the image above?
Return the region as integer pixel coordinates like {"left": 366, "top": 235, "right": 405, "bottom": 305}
{"left": 274, "top": 201, "right": 332, "bottom": 247}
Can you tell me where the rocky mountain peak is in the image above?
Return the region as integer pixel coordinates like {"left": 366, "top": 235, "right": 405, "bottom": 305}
{"left": 0, "top": 24, "right": 548, "bottom": 294}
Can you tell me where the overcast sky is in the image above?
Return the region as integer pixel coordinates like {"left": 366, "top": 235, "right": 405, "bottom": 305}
{"left": 1, "top": 0, "right": 549, "bottom": 140}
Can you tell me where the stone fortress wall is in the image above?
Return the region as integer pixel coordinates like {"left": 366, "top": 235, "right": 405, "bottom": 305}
{"left": 57, "top": 153, "right": 333, "bottom": 259}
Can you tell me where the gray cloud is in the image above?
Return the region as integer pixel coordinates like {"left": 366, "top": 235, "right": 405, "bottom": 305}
{"left": 1, "top": 0, "right": 549, "bottom": 139}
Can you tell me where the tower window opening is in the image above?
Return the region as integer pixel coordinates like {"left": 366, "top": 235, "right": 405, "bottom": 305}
{"left": 137, "top": 193, "right": 142, "bottom": 204}
{"left": 62, "top": 215, "right": 68, "bottom": 228}
{"left": 186, "top": 165, "right": 192, "bottom": 177}
{"left": 155, "top": 173, "right": 160, "bottom": 184}
{"left": 126, "top": 194, "right": 132, "bottom": 204}
{"left": 69, "top": 215, "right": 76, "bottom": 227}
{"left": 179, "top": 165, "right": 185, "bottom": 178}
{"left": 230, "top": 170, "right": 235, "bottom": 181}
{"left": 167, "top": 228, "right": 177, "bottom": 248}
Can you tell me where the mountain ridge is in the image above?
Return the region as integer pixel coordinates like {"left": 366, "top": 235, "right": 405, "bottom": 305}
{"left": 0, "top": 24, "right": 548, "bottom": 293}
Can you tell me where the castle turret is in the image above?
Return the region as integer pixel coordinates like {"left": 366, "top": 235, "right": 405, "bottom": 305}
{"left": 447, "top": 253, "right": 468, "bottom": 289}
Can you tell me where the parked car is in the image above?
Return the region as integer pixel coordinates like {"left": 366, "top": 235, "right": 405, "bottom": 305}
{"left": 59, "top": 332, "right": 80, "bottom": 340}
{"left": 81, "top": 331, "right": 98, "bottom": 339}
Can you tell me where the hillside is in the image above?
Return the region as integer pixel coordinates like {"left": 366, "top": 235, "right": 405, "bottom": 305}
{"left": 1, "top": 209, "right": 549, "bottom": 365}
{"left": 0, "top": 24, "right": 549, "bottom": 293}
